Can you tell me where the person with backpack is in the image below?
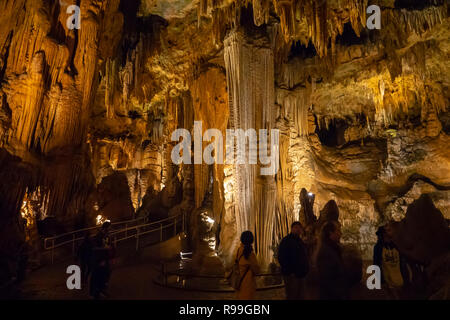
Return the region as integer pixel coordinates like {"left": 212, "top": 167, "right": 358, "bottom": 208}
{"left": 277, "top": 221, "right": 310, "bottom": 299}
{"left": 373, "top": 225, "right": 410, "bottom": 299}
{"left": 233, "top": 231, "right": 260, "bottom": 300}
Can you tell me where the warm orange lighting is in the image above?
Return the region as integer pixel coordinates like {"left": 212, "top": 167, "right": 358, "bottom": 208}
{"left": 96, "top": 214, "right": 108, "bottom": 225}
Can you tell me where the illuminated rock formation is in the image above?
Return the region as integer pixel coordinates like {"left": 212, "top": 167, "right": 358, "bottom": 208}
{"left": 0, "top": 0, "right": 448, "bottom": 295}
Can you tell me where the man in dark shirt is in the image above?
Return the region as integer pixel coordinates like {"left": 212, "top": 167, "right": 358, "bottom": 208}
{"left": 278, "top": 221, "right": 310, "bottom": 299}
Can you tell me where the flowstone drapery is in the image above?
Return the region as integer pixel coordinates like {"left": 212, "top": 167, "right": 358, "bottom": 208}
{"left": 223, "top": 30, "right": 277, "bottom": 267}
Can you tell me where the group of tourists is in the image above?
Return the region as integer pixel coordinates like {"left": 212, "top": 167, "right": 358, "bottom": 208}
{"left": 76, "top": 208, "right": 419, "bottom": 300}
{"left": 77, "top": 221, "right": 115, "bottom": 299}
{"left": 232, "top": 219, "right": 416, "bottom": 300}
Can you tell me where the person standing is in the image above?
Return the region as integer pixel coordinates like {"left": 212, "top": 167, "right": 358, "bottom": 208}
{"left": 77, "top": 231, "right": 93, "bottom": 284}
{"left": 315, "top": 221, "right": 349, "bottom": 300}
{"left": 89, "top": 252, "right": 109, "bottom": 299}
{"left": 235, "top": 231, "right": 260, "bottom": 300}
{"left": 94, "top": 221, "right": 112, "bottom": 248}
{"left": 90, "top": 221, "right": 114, "bottom": 299}
{"left": 373, "top": 226, "right": 410, "bottom": 299}
{"left": 16, "top": 242, "right": 29, "bottom": 284}
{"left": 278, "top": 221, "right": 309, "bottom": 300}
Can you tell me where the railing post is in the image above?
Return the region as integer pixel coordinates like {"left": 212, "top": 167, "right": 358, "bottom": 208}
{"left": 174, "top": 218, "right": 177, "bottom": 236}
{"left": 182, "top": 213, "right": 185, "bottom": 233}
{"left": 51, "top": 239, "right": 55, "bottom": 264}
{"left": 125, "top": 223, "right": 128, "bottom": 239}
{"left": 162, "top": 262, "right": 167, "bottom": 286}
{"left": 160, "top": 223, "right": 163, "bottom": 242}
{"left": 136, "top": 227, "right": 140, "bottom": 251}
{"left": 72, "top": 234, "right": 76, "bottom": 255}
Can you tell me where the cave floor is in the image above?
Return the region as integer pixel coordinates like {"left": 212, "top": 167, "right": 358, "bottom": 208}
{"left": 7, "top": 259, "right": 399, "bottom": 300}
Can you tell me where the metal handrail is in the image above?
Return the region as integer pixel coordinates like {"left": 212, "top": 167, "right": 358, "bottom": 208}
{"left": 163, "top": 271, "right": 282, "bottom": 278}
{"left": 109, "top": 220, "right": 179, "bottom": 243}
{"left": 44, "top": 212, "right": 186, "bottom": 263}
{"left": 43, "top": 215, "right": 148, "bottom": 249}
{"left": 158, "top": 265, "right": 284, "bottom": 291}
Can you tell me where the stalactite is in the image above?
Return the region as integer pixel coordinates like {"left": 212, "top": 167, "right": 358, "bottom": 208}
{"left": 368, "top": 69, "right": 448, "bottom": 128}
{"left": 211, "top": 1, "right": 241, "bottom": 45}
{"left": 200, "top": 0, "right": 371, "bottom": 59}
{"left": 274, "top": 123, "right": 294, "bottom": 240}
{"left": 224, "top": 30, "right": 276, "bottom": 267}
{"left": 271, "top": 0, "right": 366, "bottom": 57}
{"left": 400, "top": 4, "right": 447, "bottom": 36}
{"left": 0, "top": 0, "right": 124, "bottom": 231}
{"left": 105, "top": 59, "right": 118, "bottom": 119}
{"left": 273, "top": 0, "right": 296, "bottom": 42}
{"left": 252, "top": 0, "right": 270, "bottom": 26}
{"left": 121, "top": 60, "right": 133, "bottom": 107}
{"left": 276, "top": 86, "right": 312, "bottom": 137}
{"left": 312, "top": 0, "right": 328, "bottom": 57}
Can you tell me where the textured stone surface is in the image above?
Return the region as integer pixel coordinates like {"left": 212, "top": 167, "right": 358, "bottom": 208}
{"left": 0, "top": 0, "right": 448, "bottom": 293}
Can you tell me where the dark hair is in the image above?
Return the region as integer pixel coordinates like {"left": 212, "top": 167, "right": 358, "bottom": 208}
{"left": 102, "top": 221, "right": 111, "bottom": 230}
{"left": 315, "top": 221, "right": 342, "bottom": 262}
{"left": 321, "top": 221, "right": 338, "bottom": 242}
{"left": 240, "top": 231, "right": 254, "bottom": 260}
{"left": 375, "top": 226, "right": 385, "bottom": 240}
{"left": 291, "top": 221, "right": 302, "bottom": 229}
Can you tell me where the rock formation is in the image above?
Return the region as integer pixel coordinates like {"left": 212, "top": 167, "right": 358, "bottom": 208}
{"left": 0, "top": 0, "right": 449, "bottom": 294}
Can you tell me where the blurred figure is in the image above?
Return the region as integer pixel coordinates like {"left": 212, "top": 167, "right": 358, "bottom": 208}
{"left": 91, "top": 221, "right": 115, "bottom": 298}
{"left": 77, "top": 231, "right": 93, "bottom": 284}
{"left": 315, "top": 221, "right": 349, "bottom": 300}
{"left": 15, "top": 242, "right": 29, "bottom": 284}
{"left": 89, "top": 252, "right": 110, "bottom": 299}
{"left": 94, "top": 221, "right": 112, "bottom": 248}
{"left": 373, "top": 225, "right": 410, "bottom": 299}
{"left": 234, "top": 231, "right": 260, "bottom": 300}
{"left": 278, "top": 221, "right": 309, "bottom": 299}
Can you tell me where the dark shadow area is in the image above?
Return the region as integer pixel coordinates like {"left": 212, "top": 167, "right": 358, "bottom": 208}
{"left": 315, "top": 117, "right": 348, "bottom": 147}
{"left": 96, "top": 172, "right": 135, "bottom": 222}
{"left": 439, "top": 111, "right": 450, "bottom": 135}
{"left": 335, "top": 23, "right": 367, "bottom": 46}
{"left": 239, "top": 5, "right": 268, "bottom": 36}
{"left": 289, "top": 40, "right": 317, "bottom": 60}
{"left": 128, "top": 110, "right": 142, "bottom": 119}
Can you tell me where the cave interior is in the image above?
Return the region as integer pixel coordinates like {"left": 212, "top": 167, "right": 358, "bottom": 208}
{"left": 0, "top": 0, "right": 449, "bottom": 299}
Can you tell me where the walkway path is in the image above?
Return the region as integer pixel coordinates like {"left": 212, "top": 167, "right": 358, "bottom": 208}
{"left": 9, "top": 258, "right": 286, "bottom": 300}
{"left": 7, "top": 255, "right": 396, "bottom": 300}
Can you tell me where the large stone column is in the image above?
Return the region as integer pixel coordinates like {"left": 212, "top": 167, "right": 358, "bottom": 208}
{"left": 223, "top": 29, "right": 277, "bottom": 267}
